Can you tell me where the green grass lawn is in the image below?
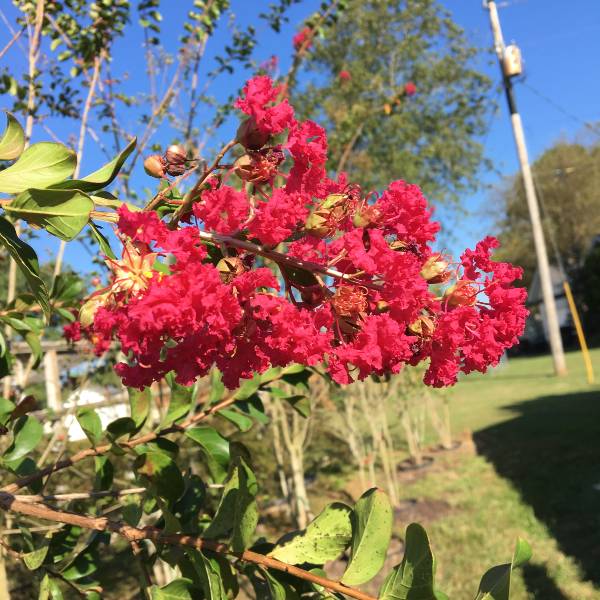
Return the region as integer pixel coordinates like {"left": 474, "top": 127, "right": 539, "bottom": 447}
{"left": 392, "top": 348, "right": 600, "bottom": 599}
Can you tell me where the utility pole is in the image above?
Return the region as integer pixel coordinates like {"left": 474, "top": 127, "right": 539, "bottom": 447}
{"left": 484, "top": 0, "right": 567, "bottom": 376}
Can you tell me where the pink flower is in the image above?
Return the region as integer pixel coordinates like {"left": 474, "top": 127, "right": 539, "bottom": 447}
{"left": 63, "top": 321, "right": 81, "bottom": 343}
{"left": 293, "top": 27, "right": 312, "bottom": 51}
{"left": 248, "top": 188, "right": 309, "bottom": 245}
{"left": 339, "top": 70, "right": 351, "bottom": 81}
{"left": 83, "top": 75, "right": 528, "bottom": 392}
{"left": 405, "top": 81, "right": 417, "bottom": 96}
{"left": 193, "top": 185, "right": 250, "bottom": 235}
{"left": 235, "top": 75, "right": 295, "bottom": 135}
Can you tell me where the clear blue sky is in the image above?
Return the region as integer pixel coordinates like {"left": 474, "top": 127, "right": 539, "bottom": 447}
{"left": 2, "top": 0, "right": 600, "bottom": 272}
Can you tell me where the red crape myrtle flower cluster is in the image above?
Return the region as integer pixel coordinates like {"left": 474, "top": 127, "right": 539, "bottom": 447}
{"left": 72, "top": 75, "right": 528, "bottom": 390}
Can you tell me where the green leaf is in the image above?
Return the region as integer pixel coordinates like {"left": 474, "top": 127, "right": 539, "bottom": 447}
{"left": 89, "top": 221, "right": 117, "bottom": 259}
{"left": 151, "top": 578, "right": 196, "bottom": 599}
{"left": 135, "top": 450, "right": 184, "bottom": 502}
{"left": 106, "top": 417, "right": 137, "bottom": 443}
{"left": 4, "top": 188, "right": 93, "bottom": 241}
{"left": 161, "top": 379, "right": 193, "bottom": 427}
{"left": 187, "top": 549, "right": 238, "bottom": 599}
{"left": 60, "top": 531, "right": 109, "bottom": 581}
{"left": 129, "top": 387, "right": 151, "bottom": 431}
{"left": 94, "top": 455, "right": 113, "bottom": 490}
{"left": 2, "top": 415, "right": 42, "bottom": 463}
{"left": 204, "top": 457, "right": 258, "bottom": 552}
{"left": 21, "top": 330, "right": 41, "bottom": 369}
{"left": 474, "top": 538, "right": 532, "bottom": 600}
{"left": 50, "top": 137, "right": 136, "bottom": 192}
{"left": 219, "top": 408, "right": 254, "bottom": 432}
{"left": 0, "top": 111, "right": 25, "bottom": 160}
{"left": 23, "top": 537, "right": 50, "bottom": 570}
{"left": 0, "top": 142, "right": 76, "bottom": 193}
{"left": 186, "top": 426, "right": 230, "bottom": 483}
{"left": 0, "top": 217, "right": 50, "bottom": 318}
{"left": 342, "top": 488, "right": 392, "bottom": 585}
{"left": 39, "top": 573, "right": 64, "bottom": 600}
{"left": 234, "top": 374, "right": 262, "bottom": 401}
{"left": 76, "top": 407, "right": 103, "bottom": 446}
{"left": 269, "top": 502, "right": 353, "bottom": 565}
{"left": 378, "top": 523, "right": 439, "bottom": 600}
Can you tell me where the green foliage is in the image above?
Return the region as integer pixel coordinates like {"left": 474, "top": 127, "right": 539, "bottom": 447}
{"left": 0, "top": 216, "right": 49, "bottom": 316}
{"left": 270, "top": 502, "right": 353, "bottom": 564}
{"left": 0, "top": 111, "right": 25, "bottom": 160}
{"left": 294, "top": 0, "right": 493, "bottom": 203}
{"left": 0, "top": 142, "right": 76, "bottom": 193}
{"left": 378, "top": 523, "right": 441, "bottom": 599}
{"left": 2, "top": 415, "right": 43, "bottom": 464}
{"left": 76, "top": 407, "right": 103, "bottom": 446}
{"left": 342, "top": 488, "right": 393, "bottom": 585}
{"left": 475, "top": 539, "right": 532, "bottom": 600}
{"left": 204, "top": 455, "right": 258, "bottom": 552}
{"left": 4, "top": 188, "right": 94, "bottom": 241}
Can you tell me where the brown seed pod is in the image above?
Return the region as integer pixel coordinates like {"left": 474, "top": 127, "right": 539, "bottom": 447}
{"left": 143, "top": 154, "right": 166, "bottom": 178}
{"left": 236, "top": 117, "right": 270, "bottom": 150}
{"left": 217, "top": 257, "right": 246, "bottom": 284}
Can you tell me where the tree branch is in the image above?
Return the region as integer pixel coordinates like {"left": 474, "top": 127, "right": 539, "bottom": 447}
{"left": 1, "top": 391, "right": 239, "bottom": 495}
{"left": 168, "top": 139, "right": 237, "bottom": 222}
{"left": 194, "top": 229, "right": 382, "bottom": 290}
{"left": 0, "top": 493, "right": 376, "bottom": 600}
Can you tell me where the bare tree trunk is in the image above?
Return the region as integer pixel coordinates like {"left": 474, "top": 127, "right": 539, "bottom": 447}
{"left": 426, "top": 392, "right": 453, "bottom": 450}
{"left": 53, "top": 54, "right": 103, "bottom": 281}
{"left": 267, "top": 396, "right": 312, "bottom": 529}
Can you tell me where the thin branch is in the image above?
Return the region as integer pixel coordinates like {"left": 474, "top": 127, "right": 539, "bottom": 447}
{"left": 1, "top": 390, "right": 240, "bottom": 494}
{"left": 195, "top": 229, "right": 382, "bottom": 290}
{"left": 169, "top": 139, "right": 237, "bottom": 222}
{"left": 0, "top": 25, "right": 25, "bottom": 60}
{"left": 337, "top": 122, "right": 365, "bottom": 173}
{"left": 53, "top": 53, "right": 103, "bottom": 282}
{"left": 14, "top": 487, "right": 146, "bottom": 504}
{"left": 24, "top": 0, "right": 45, "bottom": 142}
{"left": 0, "top": 494, "right": 376, "bottom": 600}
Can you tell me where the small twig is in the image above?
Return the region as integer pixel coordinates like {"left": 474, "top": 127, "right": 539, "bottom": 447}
{"left": 2, "top": 390, "right": 240, "bottom": 494}
{"left": 169, "top": 139, "right": 238, "bottom": 224}
{"left": 0, "top": 25, "right": 25, "bottom": 60}
{"left": 14, "top": 487, "right": 146, "bottom": 504}
{"left": 195, "top": 229, "right": 382, "bottom": 290}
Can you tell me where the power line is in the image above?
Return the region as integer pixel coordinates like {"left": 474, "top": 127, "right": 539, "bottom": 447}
{"left": 521, "top": 81, "right": 600, "bottom": 137}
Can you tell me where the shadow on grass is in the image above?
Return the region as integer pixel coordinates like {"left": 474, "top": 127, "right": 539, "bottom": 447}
{"left": 473, "top": 390, "right": 600, "bottom": 588}
{"left": 522, "top": 563, "right": 569, "bottom": 600}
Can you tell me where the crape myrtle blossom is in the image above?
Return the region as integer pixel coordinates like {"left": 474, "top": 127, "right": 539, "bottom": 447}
{"left": 76, "top": 75, "right": 528, "bottom": 390}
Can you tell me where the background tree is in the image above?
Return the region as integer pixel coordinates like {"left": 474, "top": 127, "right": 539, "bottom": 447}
{"left": 494, "top": 136, "right": 600, "bottom": 337}
{"left": 495, "top": 138, "right": 600, "bottom": 285}
{"left": 293, "top": 0, "right": 493, "bottom": 204}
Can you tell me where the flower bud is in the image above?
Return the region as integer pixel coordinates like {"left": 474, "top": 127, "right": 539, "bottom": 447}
{"left": 352, "top": 205, "right": 381, "bottom": 229}
{"left": 300, "top": 284, "right": 326, "bottom": 307}
{"left": 375, "top": 300, "right": 390, "bottom": 314}
{"left": 408, "top": 315, "right": 435, "bottom": 338}
{"left": 443, "top": 280, "right": 478, "bottom": 308}
{"left": 236, "top": 117, "right": 270, "bottom": 150}
{"left": 420, "top": 253, "right": 450, "bottom": 284}
{"left": 143, "top": 154, "right": 166, "bottom": 178}
{"left": 304, "top": 210, "right": 329, "bottom": 238}
{"left": 217, "top": 257, "right": 245, "bottom": 284}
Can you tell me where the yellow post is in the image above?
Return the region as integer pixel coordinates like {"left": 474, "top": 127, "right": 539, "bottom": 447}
{"left": 563, "top": 281, "right": 594, "bottom": 384}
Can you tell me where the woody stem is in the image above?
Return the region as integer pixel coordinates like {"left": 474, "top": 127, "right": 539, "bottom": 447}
{"left": 196, "top": 229, "right": 383, "bottom": 290}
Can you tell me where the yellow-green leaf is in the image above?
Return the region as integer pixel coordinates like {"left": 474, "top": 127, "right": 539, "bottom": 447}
{"left": 4, "top": 188, "right": 93, "bottom": 240}
{"left": 0, "top": 142, "right": 76, "bottom": 193}
{"left": 0, "top": 111, "right": 25, "bottom": 160}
